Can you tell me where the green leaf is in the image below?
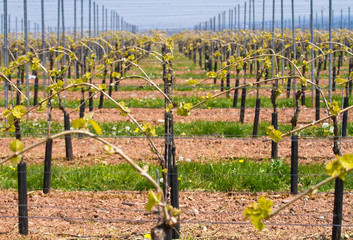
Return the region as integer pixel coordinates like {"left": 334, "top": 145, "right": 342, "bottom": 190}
{"left": 166, "top": 103, "right": 173, "bottom": 113}
{"left": 264, "top": 58, "right": 271, "bottom": 70}
{"left": 37, "top": 98, "right": 48, "bottom": 113}
{"left": 335, "top": 78, "right": 346, "bottom": 84}
{"left": 145, "top": 189, "right": 161, "bottom": 212}
{"left": 328, "top": 100, "right": 341, "bottom": 116}
{"left": 12, "top": 105, "right": 26, "bottom": 119}
{"left": 275, "top": 86, "right": 282, "bottom": 99}
{"left": 326, "top": 154, "right": 353, "bottom": 181}
{"left": 176, "top": 103, "right": 193, "bottom": 117}
{"left": 98, "top": 84, "right": 106, "bottom": 91}
{"left": 2, "top": 67, "right": 12, "bottom": 76}
{"left": 116, "top": 101, "right": 130, "bottom": 117}
{"left": 112, "top": 72, "right": 121, "bottom": 79}
{"left": 10, "top": 155, "right": 22, "bottom": 164}
{"left": 72, "top": 118, "right": 87, "bottom": 129}
{"left": 186, "top": 79, "right": 199, "bottom": 86}
{"left": 206, "top": 71, "right": 218, "bottom": 79}
{"left": 244, "top": 196, "right": 273, "bottom": 231}
{"left": 82, "top": 72, "right": 92, "bottom": 82}
{"left": 9, "top": 139, "right": 24, "bottom": 152}
{"left": 299, "top": 77, "right": 307, "bottom": 86}
{"left": 89, "top": 119, "right": 102, "bottom": 135}
{"left": 142, "top": 123, "right": 157, "bottom": 137}
{"left": 339, "top": 154, "right": 353, "bottom": 170}
{"left": 266, "top": 126, "right": 283, "bottom": 143}
{"left": 2, "top": 108, "right": 12, "bottom": 118}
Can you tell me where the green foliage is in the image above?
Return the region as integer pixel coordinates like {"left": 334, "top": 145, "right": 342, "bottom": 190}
{"left": 145, "top": 189, "right": 162, "bottom": 212}
{"left": 266, "top": 126, "right": 283, "bottom": 143}
{"left": 9, "top": 139, "right": 24, "bottom": 164}
{"left": 299, "top": 77, "right": 307, "bottom": 86}
{"left": 31, "top": 57, "right": 41, "bottom": 71}
{"left": 37, "top": 98, "right": 48, "bottom": 113}
{"left": 72, "top": 112, "right": 102, "bottom": 135}
{"left": 89, "top": 119, "right": 102, "bottom": 135}
{"left": 116, "top": 101, "right": 130, "bottom": 117}
{"left": 2, "top": 105, "right": 26, "bottom": 132}
{"left": 142, "top": 123, "right": 157, "bottom": 137}
{"left": 206, "top": 71, "right": 217, "bottom": 79}
{"left": 186, "top": 78, "right": 199, "bottom": 86}
{"left": 244, "top": 196, "right": 273, "bottom": 230}
{"left": 176, "top": 102, "right": 193, "bottom": 117}
{"left": 111, "top": 72, "right": 121, "bottom": 79}
{"left": 328, "top": 100, "right": 341, "bottom": 116}
{"left": 275, "top": 86, "right": 282, "bottom": 100}
{"left": 335, "top": 78, "right": 346, "bottom": 84}
{"left": 46, "top": 80, "right": 64, "bottom": 93}
{"left": 326, "top": 154, "right": 353, "bottom": 181}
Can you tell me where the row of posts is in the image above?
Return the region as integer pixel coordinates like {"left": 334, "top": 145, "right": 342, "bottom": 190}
{"left": 195, "top": 0, "right": 352, "bottom": 32}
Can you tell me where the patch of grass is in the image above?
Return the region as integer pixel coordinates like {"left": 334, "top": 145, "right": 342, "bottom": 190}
{"left": 7, "top": 119, "right": 351, "bottom": 138}
{"left": 44, "top": 94, "right": 353, "bottom": 109}
{"left": 0, "top": 160, "right": 350, "bottom": 192}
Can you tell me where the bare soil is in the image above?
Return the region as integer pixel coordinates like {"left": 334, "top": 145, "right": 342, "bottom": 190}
{"left": 0, "top": 135, "right": 351, "bottom": 166}
{"left": 1, "top": 190, "right": 353, "bottom": 239}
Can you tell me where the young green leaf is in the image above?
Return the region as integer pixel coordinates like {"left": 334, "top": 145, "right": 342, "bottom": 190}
{"left": 266, "top": 126, "right": 283, "bottom": 143}
{"left": 206, "top": 71, "right": 218, "bottom": 79}
{"left": 335, "top": 78, "right": 346, "bottom": 84}
{"left": 326, "top": 154, "right": 353, "bottom": 181}
{"left": 89, "top": 119, "right": 102, "bottom": 135}
{"left": 98, "top": 84, "right": 106, "bottom": 91}
{"left": 176, "top": 103, "right": 193, "bottom": 117}
{"left": 10, "top": 155, "right": 22, "bottom": 164}
{"left": 275, "top": 86, "right": 282, "bottom": 99}
{"left": 166, "top": 103, "right": 173, "bottom": 113}
{"left": 328, "top": 100, "right": 341, "bottom": 116}
{"left": 116, "top": 101, "right": 130, "bottom": 117}
{"left": 112, "top": 72, "right": 121, "bottom": 79}
{"left": 244, "top": 196, "right": 274, "bottom": 231}
{"left": 142, "top": 123, "right": 157, "bottom": 137}
{"left": 9, "top": 139, "right": 24, "bottom": 153}
{"left": 37, "top": 98, "right": 48, "bottom": 113}
{"left": 145, "top": 189, "right": 162, "bottom": 212}
{"left": 72, "top": 118, "right": 87, "bottom": 129}
{"left": 299, "top": 77, "right": 307, "bottom": 86}
{"left": 12, "top": 105, "right": 27, "bottom": 119}
{"left": 186, "top": 78, "right": 199, "bottom": 86}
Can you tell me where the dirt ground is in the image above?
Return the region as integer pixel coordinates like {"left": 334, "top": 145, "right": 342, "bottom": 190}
{"left": 0, "top": 135, "right": 351, "bottom": 166}
{"left": 1, "top": 190, "right": 353, "bottom": 239}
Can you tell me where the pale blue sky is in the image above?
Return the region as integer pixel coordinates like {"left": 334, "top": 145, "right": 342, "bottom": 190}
{"left": 0, "top": 0, "right": 352, "bottom": 31}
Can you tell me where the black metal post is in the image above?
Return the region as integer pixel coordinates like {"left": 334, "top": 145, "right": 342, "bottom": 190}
{"left": 18, "top": 162, "right": 28, "bottom": 235}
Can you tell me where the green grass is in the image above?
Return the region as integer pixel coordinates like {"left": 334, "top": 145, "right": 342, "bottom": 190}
{"left": 5, "top": 93, "right": 347, "bottom": 110}
{"left": 6, "top": 119, "right": 353, "bottom": 138}
{"left": 4, "top": 92, "right": 348, "bottom": 109}
{"left": 0, "top": 160, "right": 351, "bottom": 192}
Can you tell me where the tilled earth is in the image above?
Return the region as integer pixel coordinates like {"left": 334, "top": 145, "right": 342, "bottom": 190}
{"left": 1, "top": 190, "right": 353, "bottom": 239}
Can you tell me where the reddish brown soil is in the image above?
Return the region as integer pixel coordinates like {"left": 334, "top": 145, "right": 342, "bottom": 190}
{"left": 1, "top": 190, "right": 353, "bottom": 239}
{"left": 0, "top": 136, "right": 351, "bottom": 166}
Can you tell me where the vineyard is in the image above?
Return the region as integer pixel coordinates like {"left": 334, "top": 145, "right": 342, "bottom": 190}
{"left": 1, "top": 0, "right": 353, "bottom": 239}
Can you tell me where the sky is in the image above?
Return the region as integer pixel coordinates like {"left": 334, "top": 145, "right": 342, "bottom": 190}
{"left": 0, "top": 0, "right": 352, "bottom": 31}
